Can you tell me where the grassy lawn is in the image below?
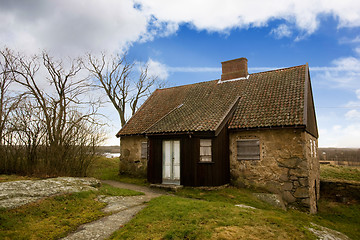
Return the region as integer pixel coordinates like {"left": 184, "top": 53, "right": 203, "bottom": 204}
{"left": 2, "top": 158, "right": 359, "bottom": 239}
{"left": 0, "top": 183, "right": 143, "bottom": 240}
{"left": 110, "top": 187, "right": 360, "bottom": 240}
{"left": 88, "top": 156, "right": 148, "bottom": 186}
{"left": 320, "top": 164, "right": 360, "bottom": 183}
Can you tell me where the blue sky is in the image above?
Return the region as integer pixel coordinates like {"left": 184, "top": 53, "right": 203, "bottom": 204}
{"left": 1, "top": 0, "right": 360, "bottom": 147}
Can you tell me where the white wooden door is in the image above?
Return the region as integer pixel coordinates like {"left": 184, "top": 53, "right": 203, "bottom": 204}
{"left": 162, "top": 140, "right": 180, "bottom": 185}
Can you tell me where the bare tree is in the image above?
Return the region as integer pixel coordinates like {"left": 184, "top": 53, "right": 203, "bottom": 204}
{"left": 0, "top": 48, "right": 24, "bottom": 173}
{"left": 85, "top": 53, "right": 158, "bottom": 126}
{"left": 4, "top": 50, "right": 104, "bottom": 176}
{"left": 0, "top": 48, "right": 21, "bottom": 144}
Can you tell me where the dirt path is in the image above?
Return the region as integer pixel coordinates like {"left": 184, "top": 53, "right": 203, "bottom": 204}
{"left": 61, "top": 181, "right": 164, "bottom": 240}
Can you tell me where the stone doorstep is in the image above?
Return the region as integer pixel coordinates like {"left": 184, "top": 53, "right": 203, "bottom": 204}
{"left": 150, "top": 184, "right": 183, "bottom": 192}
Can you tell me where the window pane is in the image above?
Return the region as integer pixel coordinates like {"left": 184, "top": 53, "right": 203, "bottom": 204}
{"left": 200, "top": 156, "right": 212, "bottom": 162}
{"left": 200, "top": 139, "right": 212, "bottom": 162}
{"left": 200, "top": 139, "right": 212, "bottom": 147}
{"left": 200, "top": 146, "right": 211, "bottom": 156}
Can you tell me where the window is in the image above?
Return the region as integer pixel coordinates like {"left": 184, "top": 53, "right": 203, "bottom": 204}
{"left": 141, "top": 142, "right": 148, "bottom": 159}
{"left": 200, "top": 139, "right": 212, "bottom": 162}
{"left": 237, "top": 139, "right": 260, "bottom": 160}
{"left": 310, "top": 139, "right": 317, "bottom": 158}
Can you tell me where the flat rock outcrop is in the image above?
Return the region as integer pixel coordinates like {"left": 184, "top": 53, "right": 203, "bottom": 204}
{"left": 0, "top": 177, "right": 100, "bottom": 209}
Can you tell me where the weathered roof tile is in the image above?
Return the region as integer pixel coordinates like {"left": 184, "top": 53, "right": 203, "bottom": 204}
{"left": 117, "top": 64, "right": 307, "bottom": 136}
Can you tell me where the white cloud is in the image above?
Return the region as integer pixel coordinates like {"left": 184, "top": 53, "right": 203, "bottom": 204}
{"left": 0, "top": 0, "right": 149, "bottom": 56}
{"left": 319, "top": 124, "right": 360, "bottom": 148}
{"left": 345, "top": 109, "right": 360, "bottom": 120}
{"left": 146, "top": 58, "right": 169, "bottom": 80}
{"left": 311, "top": 56, "right": 360, "bottom": 90}
{"left": 136, "top": 0, "right": 360, "bottom": 36}
{"left": 355, "top": 47, "right": 360, "bottom": 56}
{"left": 270, "top": 24, "right": 292, "bottom": 39}
{"left": 1, "top": 0, "right": 360, "bottom": 56}
{"left": 339, "top": 35, "right": 360, "bottom": 44}
{"left": 357, "top": 89, "right": 360, "bottom": 99}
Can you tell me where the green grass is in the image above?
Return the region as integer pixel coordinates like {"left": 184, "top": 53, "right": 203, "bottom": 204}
{"left": 316, "top": 200, "right": 360, "bottom": 239}
{"left": 0, "top": 174, "right": 38, "bottom": 182}
{"left": 110, "top": 187, "right": 360, "bottom": 240}
{"left": 88, "top": 156, "right": 148, "bottom": 186}
{"left": 2, "top": 158, "right": 359, "bottom": 239}
{"left": 0, "top": 183, "right": 142, "bottom": 240}
{"left": 320, "top": 164, "right": 360, "bottom": 183}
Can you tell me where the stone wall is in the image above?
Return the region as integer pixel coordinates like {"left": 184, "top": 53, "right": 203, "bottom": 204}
{"left": 229, "top": 128, "right": 319, "bottom": 213}
{"left": 119, "top": 136, "right": 148, "bottom": 177}
{"left": 304, "top": 132, "right": 320, "bottom": 213}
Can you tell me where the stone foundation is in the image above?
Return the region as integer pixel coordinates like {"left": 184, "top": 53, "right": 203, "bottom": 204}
{"left": 229, "top": 128, "right": 319, "bottom": 213}
{"left": 119, "top": 136, "right": 147, "bottom": 177}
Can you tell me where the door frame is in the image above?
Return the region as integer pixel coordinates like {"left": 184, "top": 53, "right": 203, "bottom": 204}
{"left": 162, "top": 140, "right": 181, "bottom": 185}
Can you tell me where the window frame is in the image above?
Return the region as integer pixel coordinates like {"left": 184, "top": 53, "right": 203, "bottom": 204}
{"left": 199, "top": 138, "right": 213, "bottom": 163}
{"left": 141, "top": 141, "right": 148, "bottom": 159}
{"left": 236, "top": 139, "right": 260, "bottom": 161}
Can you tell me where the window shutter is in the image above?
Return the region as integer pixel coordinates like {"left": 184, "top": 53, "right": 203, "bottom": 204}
{"left": 237, "top": 140, "right": 260, "bottom": 160}
{"left": 141, "top": 142, "right": 147, "bottom": 159}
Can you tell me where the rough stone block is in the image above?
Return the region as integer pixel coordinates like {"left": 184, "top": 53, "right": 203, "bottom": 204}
{"left": 277, "top": 157, "right": 300, "bottom": 168}
{"left": 299, "top": 178, "right": 308, "bottom": 187}
{"left": 290, "top": 175, "right": 298, "bottom": 180}
{"left": 301, "top": 198, "right": 310, "bottom": 206}
{"left": 289, "top": 168, "right": 307, "bottom": 177}
{"left": 282, "top": 191, "right": 296, "bottom": 203}
{"left": 298, "top": 160, "right": 308, "bottom": 170}
{"left": 282, "top": 182, "right": 293, "bottom": 191}
{"left": 279, "top": 174, "right": 289, "bottom": 182}
{"left": 265, "top": 181, "right": 281, "bottom": 194}
{"left": 294, "top": 187, "right": 309, "bottom": 198}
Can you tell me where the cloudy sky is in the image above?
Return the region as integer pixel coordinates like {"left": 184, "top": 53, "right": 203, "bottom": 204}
{"left": 1, "top": 0, "right": 360, "bottom": 147}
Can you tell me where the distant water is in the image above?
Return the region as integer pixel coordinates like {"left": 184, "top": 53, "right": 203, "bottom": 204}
{"left": 104, "top": 152, "right": 120, "bottom": 158}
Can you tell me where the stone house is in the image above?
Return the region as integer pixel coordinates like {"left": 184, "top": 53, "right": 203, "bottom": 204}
{"left": 116, "top": 58, "right": 319, "bottom": 213}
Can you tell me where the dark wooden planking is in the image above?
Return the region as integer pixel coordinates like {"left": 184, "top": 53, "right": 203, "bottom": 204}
{"left": 306, "top": 75, "right": 318, "bottom": 138}
{"left": 147, "top": 128, "right": 230, "bottom": 186}
{"left": 196, "top": 124, "right": 229, "bottom": 186}
{"left": 147, "top": 138, "right": 162, "bottom": 183}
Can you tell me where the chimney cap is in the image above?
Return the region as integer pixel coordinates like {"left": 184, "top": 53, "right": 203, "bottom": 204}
{"left": 221, "top": 57, "right": 248, "bottom": 65}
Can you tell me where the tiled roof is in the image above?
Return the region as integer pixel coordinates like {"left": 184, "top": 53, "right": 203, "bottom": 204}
{"left": 229, "top": 65, "right": 306, "bottom": 129}
{"left": 117, "top": 64, "right": 307, "bottom": 136}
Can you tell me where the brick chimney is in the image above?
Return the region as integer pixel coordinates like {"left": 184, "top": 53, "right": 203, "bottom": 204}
{"left": 221, "top": 57, "right": 248, "bottom": 81}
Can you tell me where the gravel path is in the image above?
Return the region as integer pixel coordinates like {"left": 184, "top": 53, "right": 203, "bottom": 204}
{"left": 61, "top": 180, "right": 165, "bottom": 240}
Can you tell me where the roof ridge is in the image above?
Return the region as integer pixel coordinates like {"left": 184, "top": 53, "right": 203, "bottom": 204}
{"left": 157, "top": 79, "right": 219, "bottom": 91}
{"left": 250, "top": 64, "right": 306, "bottom": 75}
